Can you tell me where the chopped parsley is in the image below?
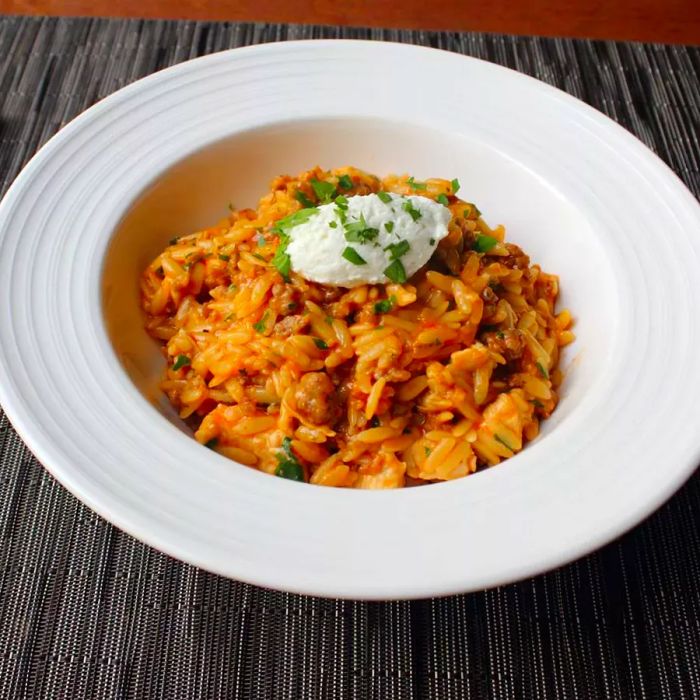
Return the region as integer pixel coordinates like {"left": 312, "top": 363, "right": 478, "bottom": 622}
{"left": 407, "top": 176, "right": 427, "bottom": 190}
{"left": 451, "top": 178, "right": 461, "bottom": 194}
{"left": 377, "top": 191, "right": 393, "bottom": 204}
{"left": 275, "top": 438, "right": 304, "bottom": 482}
{"left": 310, "top": 178, "right": 336, "bottom": 203}
{"left": 218, "top": 253, "right": 230, "bottom": 261}
{"left": 272, "top": 207, "right": 320, "bottom": 236}
{"left": 385, "top": 239, "right": 410, "bottom": 260}
{"left": 402, "top": 200, "right": 422, "bottom": 221}
{"left": 384, "top": 258, "right": 407, "bottom": 284}
{"left": 344, "top": 215, "right": 379, "bottom": 244}
{"left": 494, "top": 434, "right": 514, "bottom": 451}
{"left": 329, "top": 221, "right": 338, "bottom": 228}
{"left": 436, "top": 193, "right": 449, "bottom": 206}
{"left": 342, "top": 247, "right": 367, "bottom": 265}
{"left": 384, "top": 221, "right": 394, "bottom": 233}
{"left": 253, "top": 312, "right": 268, "bottom": 334}
{"left": 271, "top": 208, "right": 319, "bottom": 281}
{"left": 530, "top": 399, "right": 545, "bottom": 409}
{"left": 204, "top": 438, "right": 218, "bottom": 449}
{"left": 429, "top": 238, "right": 436, "bottom": 245}
{"left": 168, "top": 237, "right": 179, "bottom": 245}
{"left": 294, "top": 190, "right": 315, "bottom": 208}
{"left": 424, "top": 447, "right": 432, "bottom": 457}
{"left": 373, "top": 295, "right": 396, "bottom": 314}
{"left": 473, "top": 234, "right": 499, "bottom": 253}
{"left": 338, "top": 174, "right": 353, "bottom": 190}
{"left": 172, "top": 355, "right": 190, "bottom": 371}
{"left": 313, "top": 338, "right": 329, "bottom": 349}
{"left": 536, "top": 361, "right": 550, "bottom": 379}
{"left": 334, "top": 195, "right": 349, "bottom": 210}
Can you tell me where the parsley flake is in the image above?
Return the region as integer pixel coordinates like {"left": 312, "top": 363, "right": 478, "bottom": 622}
{"left": 473, "top": 234, "right": 499, "bottom": 253}
{"left": 377, "top": 191, "right": 393, "bottom": 204}
{"left": 172, "top": 355, "right": 190, "bottom": 371}
{"left": 338, "top": 174, "right": 353, "bottom": 190}
{"left": 451, "top": 178, "right": 461, "bottom": 194}
{"left": 374, "top": 295, "right": 397, "bottom": 314}
{"left": 429, "top": 238, "right": 436, "bottom": 245}
{"left": 218, "top": 254, "right": 230, "bottom": 261}
{"left": 204, "top": 438, "right": 218, "bottom": 449}
{"left": 275, "top": 438, "right": 304, "bottom": 482}
{"left": 334, "top": 195, "right": 349, "bottom": 210}
{"left": 385, "top": 240, "right": 410, "bottom": 260}
{"left": 295, "top": 190, "right": 315, "bottom": 208}
{"left": 407, "top": 176, "right": 427, "bottom": 190}
{"left": 436, "top": 193, "right": 449, "bottom": 206}
{"left": 253, "top": 312, "right": 268, "bottom": 334}
{"left": 342, "top": 247, "right": 367, "bottom": 265}
{"left": 402, "top": 200, "right": 422, "bottom": 221}
{"left": 329, "top": 221, "right": 338, "bottom": 228}
{"left": 384, "top": 258, "right": 407, "bottom": 283}
{"left": 311, "top": 178, "right": 336, "bottom": 203}
{"left": 168, "top": 237, "right": 179, "bottom": 245}
{"left": 313, "top": 338, "right": 329, "bottom": 350}
{"left": 536, "top": 361, "right": 550, "bottom": 379}
{"left": 384, "top": 221, "right": 394, "bottom": 233}
{"left": 344, "top": 214, "right": 379, "bottom": 244}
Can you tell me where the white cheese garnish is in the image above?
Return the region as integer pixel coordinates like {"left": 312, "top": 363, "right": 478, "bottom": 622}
{"left": 284, "top": 193, "right": 451, "bottom": 287}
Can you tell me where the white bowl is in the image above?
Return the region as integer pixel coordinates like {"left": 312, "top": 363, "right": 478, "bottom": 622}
{"left": 1, "top": 40, "right": 699, "bottom": 600}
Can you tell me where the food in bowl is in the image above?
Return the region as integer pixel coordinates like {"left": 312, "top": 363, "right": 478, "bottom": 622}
{"left": 140, "top": 166, "right": 574, "bottom": 488}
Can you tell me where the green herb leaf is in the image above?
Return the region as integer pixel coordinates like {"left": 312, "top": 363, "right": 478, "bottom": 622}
{"left": 424, "top": 447, "right": 432, "bottom": 457}
{"left": 313, "top": 338, "right": 329, "bottom": 349}
{"left": 334, "top": 195, "right": 349, "bottom": 210}
{"left": 311, "top": 178, "right": 336, "bottom": 203}
{"left": 402, "top": 200, "right": 422, "bottom": 221}
{"left": 429, "top": 238, "right": 436, "bottom": 245}
{"left": 384, "top": 239, "right": 410, "bottom": 260}
{"left": 530, "top": 399, "right": 545, "bottom": 409}
{"left": 436, "top": 193, "right": 449, "bottom": 206}
{"left": 218, "top": 254, "right": 230, "bottom": 261}
{"left": 407, "top": 176, "right": 427, "bottom": 191}
{"left": 342, "top": 247, "right": 367, "bottom": 265}
{"left": 204, "top": 438, "right": 218, "bottom": 449}
{"left": 377, "top": 191, "right": 393, "bottom": 204}
{"left": 494, "top": 433, "right": 514, "bottom": 451}
{"left": 384, "top": 221, "right": 394, "bottom": 233}
{"left": 473, "top": 234, "right": 499, "bottom": 253}
{"left": 172, "top": 355, "right": 190, "bottom": 371}
{"left": 344, "top": 215, "right": 379, "bottom": 244}
{"left": 451, "top": 178, "right": 461, "bottom": 194}
{"left": 272, "top": 207, "right": 319, "bottom": 236}
{"left": 329, "top": 221, "right": 338, "bottom": 228}
{"left": 275, "top": 439, "right": 305, "bottom": 481}
{"left": 295, "top": 190, "right": 315, "bottom": 208}
{"left": 338, "top": 174, "right": 353, "bottom": 190}
{"left": 168, "top": 237, "right": 179, "bottom": 245}
{"left": 373, "top": 295, "right": 396, "bottom": 314}
{"left": 536, "top": 361, "right": 550, "bottom": 379}
{"left": 275, "top": 459, "right": 304, "bottom": 482}
{"left": 384, "top": 258, "right": 407, "bottom": 283}
{"left": 253, "top": 312, "right": 268, "bottom": 334}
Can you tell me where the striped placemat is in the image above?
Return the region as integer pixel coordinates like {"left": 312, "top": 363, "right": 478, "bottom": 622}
{"left": 0, "top": 16, "right": 698, "bottom": 698}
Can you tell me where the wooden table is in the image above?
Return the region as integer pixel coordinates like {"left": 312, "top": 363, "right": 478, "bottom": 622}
{"left": 1, "top": 0, "right": 699, "bottom": 45}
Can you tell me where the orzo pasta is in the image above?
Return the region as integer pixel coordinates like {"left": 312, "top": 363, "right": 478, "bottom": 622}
{"left": 141, "top": 166, "right": 574, "bottom": 488}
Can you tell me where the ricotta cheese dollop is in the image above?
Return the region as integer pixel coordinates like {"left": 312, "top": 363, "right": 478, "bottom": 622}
{"left": 283, "top": 193, "right": 451, "bottom": 287}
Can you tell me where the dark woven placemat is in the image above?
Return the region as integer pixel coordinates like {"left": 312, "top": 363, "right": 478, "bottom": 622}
{"left": 0, "top": 15, "right": 699, "bottom": 699}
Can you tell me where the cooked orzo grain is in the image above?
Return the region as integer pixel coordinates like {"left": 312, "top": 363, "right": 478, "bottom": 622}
{"left": 141, "top": 166, "right": 574, "bottom": 488}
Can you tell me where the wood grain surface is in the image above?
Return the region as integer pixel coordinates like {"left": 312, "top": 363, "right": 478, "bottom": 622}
{"left": 2, "top": 0, "right": 699, "bottom": 45}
